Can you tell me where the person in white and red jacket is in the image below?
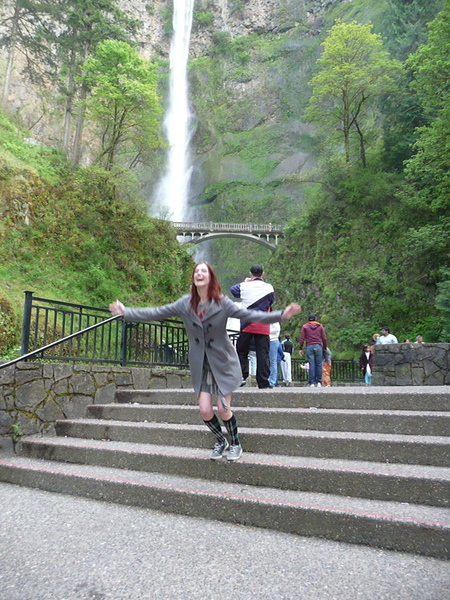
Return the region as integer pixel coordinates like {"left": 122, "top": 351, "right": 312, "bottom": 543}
{"left": 230, "top": 264, "right": 275, "bottom": 389}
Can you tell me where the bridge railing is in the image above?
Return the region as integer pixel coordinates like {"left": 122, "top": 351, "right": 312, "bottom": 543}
{"left": 12, "top": 292, "right": 190, "bottom": 368}
{"left": 172, "top": 221, "right": 283, "bottom": 234}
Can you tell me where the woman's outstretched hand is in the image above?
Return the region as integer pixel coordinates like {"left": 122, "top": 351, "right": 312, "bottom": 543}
{"left": 281, "top": 303, "right": 301, "bottom": 321}
{"left": 109, "top": 300, "right": 125, "bottom": 316}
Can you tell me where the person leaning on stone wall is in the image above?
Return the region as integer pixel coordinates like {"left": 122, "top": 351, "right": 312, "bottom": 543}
{"left": 376, "top": 327, "right": 398, "bottom": 344}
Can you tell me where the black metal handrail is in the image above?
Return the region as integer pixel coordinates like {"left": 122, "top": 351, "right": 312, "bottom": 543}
{"left": 2, "top": 292, "right": 228, "bottom": 370}
{"left": 0, "top": 315, "right": 121, "bottom": 369}
{"left": 3, "top": 292, "right": 193, "bottom": 369}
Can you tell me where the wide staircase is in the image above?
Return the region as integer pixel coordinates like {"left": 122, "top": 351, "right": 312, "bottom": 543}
{"left": 0, "top": 386, "right": 449, "bottom": 559}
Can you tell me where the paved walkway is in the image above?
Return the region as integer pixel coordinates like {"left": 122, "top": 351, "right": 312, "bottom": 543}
{"left": 0, "top": 482, "right": 449, "bottom": 600}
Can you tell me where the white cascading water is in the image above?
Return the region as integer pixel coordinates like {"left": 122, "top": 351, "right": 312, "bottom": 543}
{"left": 153, "top": 0, "right": 195, "bottom": 223}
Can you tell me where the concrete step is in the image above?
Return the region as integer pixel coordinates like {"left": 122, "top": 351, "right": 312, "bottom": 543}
{"left": 116, "top": 387, "right": 450, "bottom": 411}
{"left": 20, "top": 436, "right": 450, "bottom": 508}
{"left": 2, "top": 386, "right": 449, "bottom": 558}
{"left": 54, "top": 418, "right": 450, "bottom": 467}
{"left": 87, "top": 403, "right": 450, "bottom": 436}
{"left": 0, "top": 456, "right": 448, "bottom": 559}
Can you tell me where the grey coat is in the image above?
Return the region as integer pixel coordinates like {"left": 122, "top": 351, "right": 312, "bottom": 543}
{"left": 124, "top": 294, "right": 284, "bottom": 397}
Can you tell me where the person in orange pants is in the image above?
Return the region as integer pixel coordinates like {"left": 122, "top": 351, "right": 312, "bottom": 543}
{"left": 322, "top": 347, "right": 332, "bottom": 387}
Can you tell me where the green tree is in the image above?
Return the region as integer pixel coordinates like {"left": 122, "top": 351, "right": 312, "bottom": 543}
{"left": 379, "top": 0, "right": 445, "bottom": 172}
{"left": 305, "top": 20, "right": 402, "bottom": 167}
{"left": 382, "top": 0, "right": 445, "bottom": 62}
{"left": 401, "top": 1, "right": 450, "bottom": 331}
{"left": 0, "top": 0, "right": 140, "bottom": 163}
{"left": 406, "top": 0, "right": 450, "bottom": 199}
{"left": 52, "top": 0, "right": 140, "bottom": 163}
{"left": 81, "top": 40, "right": 163, "bottom": 171}
{"left": 381, "top": 0, "right": 445, "bottom": 172}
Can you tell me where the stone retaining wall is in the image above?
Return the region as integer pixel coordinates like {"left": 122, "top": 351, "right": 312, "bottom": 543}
{"left": 373, "top": 343, "right": 450, "bottom": 386}
{"left": 0, "top": 362, "right": 191, "bottom": 448}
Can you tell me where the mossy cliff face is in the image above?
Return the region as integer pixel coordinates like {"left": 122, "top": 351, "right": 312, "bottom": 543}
{"left": 113, "top": 0, "right": 349, "bottom": 283}
{"left": 184, "top": 1, "right": 332, "bottom": 282}
{"left": 120, "top": 0, "right": 333, "bottom": 56}
{"left": 153, "top": 0, "right": 330, "bottom": 193}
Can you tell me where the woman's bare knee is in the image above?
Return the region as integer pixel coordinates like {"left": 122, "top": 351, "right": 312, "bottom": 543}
{"left": 217, "top": 394, "right": 232, "bottom": 421}
{"left": 198, "top": 392, "right": 214, "bottom": 420}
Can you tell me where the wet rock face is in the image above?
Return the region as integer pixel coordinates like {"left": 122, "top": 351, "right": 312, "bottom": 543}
{"left": 119, "top": 0, "right": 336, "bottom": 58}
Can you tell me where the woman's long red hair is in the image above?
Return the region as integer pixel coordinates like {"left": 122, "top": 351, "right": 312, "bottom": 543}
{"left": 190, "top": 262, "right": 222, "bottom": 313}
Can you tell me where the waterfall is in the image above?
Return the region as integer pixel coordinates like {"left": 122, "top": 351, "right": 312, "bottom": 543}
{"left": 153, "top": 0, "right": 195, "bottom": 223}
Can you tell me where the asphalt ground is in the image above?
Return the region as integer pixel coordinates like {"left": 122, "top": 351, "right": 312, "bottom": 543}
{"left": 0, "top": 482, "right": 449, "bottom": 600}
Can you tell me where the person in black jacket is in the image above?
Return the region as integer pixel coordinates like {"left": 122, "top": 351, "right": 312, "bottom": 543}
{"left": 359, "top": 345, "right": 373, "bottom": 385}
{"left": 281, "top": 334, "right": 293, "bottom": 386}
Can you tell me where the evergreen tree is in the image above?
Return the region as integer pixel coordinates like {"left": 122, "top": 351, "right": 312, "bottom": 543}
{"left": 0, "top": 0, "right": 57, "bottom": 109}
{"left": 380, "top": 0, "right": 446, "bottom": 171}
{"left": 382, "top": 0, "right": 445, "bottom": 61}
{"left": 51, "top": 0, "right": 141, "bottom": 164}
{"left": 0, "top": 0, "right": 141, "bottom": 162}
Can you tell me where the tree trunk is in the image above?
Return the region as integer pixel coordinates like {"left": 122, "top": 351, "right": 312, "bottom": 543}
{"left": 1, "top": 5, "right": 20, "bottom": 110}
{"left": 71, "top": 83, "right": 87, "bottom": 166}
{"left": 354, "top": 119, "right": 367, "bottom": 168}
{"left": 62, "top": 72, "right": 74, "bottom": 154}
{"left": 342, "top": 92, "right": 351, "bottom": 163}
{"left": 62, "top": 47, "right": 77, "bottom": 155}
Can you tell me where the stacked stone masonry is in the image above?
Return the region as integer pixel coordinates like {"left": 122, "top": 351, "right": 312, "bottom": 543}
{"left": 0, "top": 363, "right": 191, "bottom": 444}
{"left": 373, "top": 343, "right": 450, "bottom": 386}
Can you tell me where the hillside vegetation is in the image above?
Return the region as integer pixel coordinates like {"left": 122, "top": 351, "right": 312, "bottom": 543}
{"left": 186, "top": 0, "right": 450, "bottom": 352}
{"left": 1, "top": 0, "right": 449, "bottom": 358}
{"left": 0, "top": 113, "right": 193, "bottom": 355}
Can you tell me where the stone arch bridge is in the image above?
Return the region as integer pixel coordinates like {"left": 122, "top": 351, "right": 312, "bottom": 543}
{"left": 172, "top": 221, "right": 283, "bottom": 250}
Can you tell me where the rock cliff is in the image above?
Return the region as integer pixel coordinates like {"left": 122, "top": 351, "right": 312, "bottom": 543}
{"left": 0, "top": 0, "right": 347, "bottom": 228}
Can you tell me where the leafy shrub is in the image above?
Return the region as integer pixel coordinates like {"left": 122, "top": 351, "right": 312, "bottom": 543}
{"left": 211, "top": 31, "right": 232, "bottom": 55}
{"left": 0, "top": 297, "right": 18, "bottom": 353}
{"left": 195, "top": 11, "right": 214, "bottom": 27}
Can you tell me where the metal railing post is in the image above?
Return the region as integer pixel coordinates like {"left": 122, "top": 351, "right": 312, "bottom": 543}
{"left": 20, "top": 291, "right": 34, "bottom": 358}
{"left": 120, "top": 321, "right": 128, "bottom": 366}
